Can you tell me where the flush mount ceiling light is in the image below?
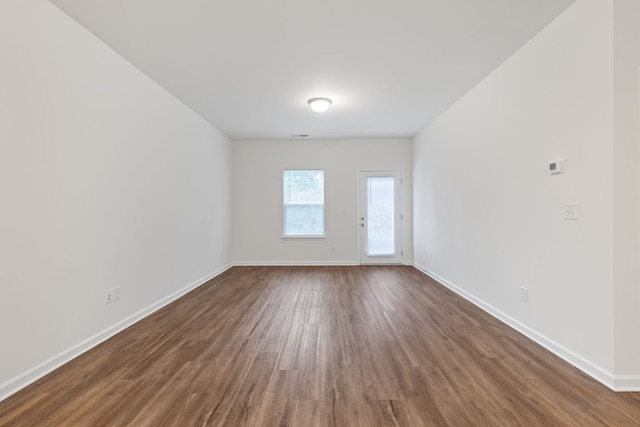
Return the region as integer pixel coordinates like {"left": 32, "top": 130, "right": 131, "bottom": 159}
{"left": 308, "top": 97, "right": 332, "bottom": 113}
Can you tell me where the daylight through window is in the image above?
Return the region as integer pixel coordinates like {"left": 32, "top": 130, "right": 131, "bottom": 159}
{"left": 283, "top": 170, "right": 324, "bottom": 236}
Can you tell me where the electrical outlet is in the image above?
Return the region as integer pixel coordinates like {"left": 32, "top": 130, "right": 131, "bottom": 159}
{"left": 521, "top": 287, "right": 529, "bottom": 303}
{"left": 106, "top": 289, "right": 113, "bottom": 304}
{"left": 113, "top": 286, "right": 121, "bottom": 302}
{"left": 564, "top": 204, "right": 580, "bottom": 220}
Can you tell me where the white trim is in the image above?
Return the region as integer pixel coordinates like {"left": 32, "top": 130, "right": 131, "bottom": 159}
{"left": 7, "top": 261, "right": 635, "bottom": 403}
{"left": 235, "top": 261, "right": 414, "bottom": 267}
{"left": 281, "top": 235, "right": 326, "bottom": 240}
{"left": 0, "top": 263, "right": 233, "bottom": 403}
{"left": 412, "top": 262, "right": 624, "bottom": 392}
{"left": 233, "top": 261, "right": 360, "bottom": 266}
{"left": 613, "top": 375, "right": 640, "bottom": 391}
{"left": 282, "top": 169, "right": 325, "bottom": 238}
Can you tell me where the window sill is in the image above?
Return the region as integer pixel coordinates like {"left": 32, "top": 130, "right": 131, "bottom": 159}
{"left": 282, "top": 235, "right": 326, "bottom": 240}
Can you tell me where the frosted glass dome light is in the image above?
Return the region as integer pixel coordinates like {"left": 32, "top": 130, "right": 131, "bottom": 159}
{"left": 308, "top": 97, "right": 332, "bottom": 113}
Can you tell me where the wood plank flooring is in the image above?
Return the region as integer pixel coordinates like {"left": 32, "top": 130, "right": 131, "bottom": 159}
{"left": 1, "top": 266, "right": 639, "bottom": 426}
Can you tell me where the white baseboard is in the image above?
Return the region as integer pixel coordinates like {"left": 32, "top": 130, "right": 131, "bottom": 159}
{"left": 0, "top": 263, "right": 233, "bottom": 403}
{"left": 412, "top": 263, "right": 634, "bottom": 392}
{"left": 233, "top": 261, "right": 414, "bottom": 267}
{"left": 612, "top": 375, "right": 640, "bottom": 391}
{"left": 233, "top": 261, "right": 360, "bottom": 266}
{"left": 6, "top": 262, "right": 636, "bottom": 401}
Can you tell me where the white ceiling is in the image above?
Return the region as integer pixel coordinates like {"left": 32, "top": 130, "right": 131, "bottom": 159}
{"left": 49, "top": 0, "right": 576, "bottom": 140}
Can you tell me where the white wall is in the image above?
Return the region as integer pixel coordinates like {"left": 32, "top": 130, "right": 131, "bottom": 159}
{"left": 613, "top": 0, "right": 640, "bottom": 386}
{"left": 413, "top": 0, "right": 617, "bottom": 387}
{"left": 0, "top": 0, "right": 232, "bottom": 400}
{"left": 233, "top": 139, "right": 412, "bottom": 265}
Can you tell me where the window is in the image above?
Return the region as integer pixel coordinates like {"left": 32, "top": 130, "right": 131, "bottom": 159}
{"left": 283, "top": 170, "right": 324, "bottom": 236}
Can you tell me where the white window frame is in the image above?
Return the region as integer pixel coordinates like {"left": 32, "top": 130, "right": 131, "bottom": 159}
{"left": 282, "top": 169, "right": 325, "bottom": 239}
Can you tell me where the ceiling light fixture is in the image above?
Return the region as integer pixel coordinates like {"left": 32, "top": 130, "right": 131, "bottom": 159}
{"left": 308, "top": 97, "right": 332, "bottom": 113}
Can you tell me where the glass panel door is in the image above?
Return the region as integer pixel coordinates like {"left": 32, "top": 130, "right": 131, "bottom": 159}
{"left": 359, "top": 171, "right": 402, "bottom": 264}
{"left": 367, "top": 177, "right": 395, "bottom": 256}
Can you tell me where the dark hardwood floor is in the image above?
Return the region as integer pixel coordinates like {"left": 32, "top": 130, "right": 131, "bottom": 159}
{"left": 1, "top": 266, "right": 639, "bottom": 426}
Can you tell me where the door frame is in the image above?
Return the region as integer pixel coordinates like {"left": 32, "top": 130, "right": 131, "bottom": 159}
{"left": 357, "top": 170, "right": 404, "bottom": 265}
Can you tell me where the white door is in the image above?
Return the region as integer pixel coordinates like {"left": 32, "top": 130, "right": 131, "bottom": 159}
{"left": 359, "top": 171, "right": 403, "bottom": 264}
